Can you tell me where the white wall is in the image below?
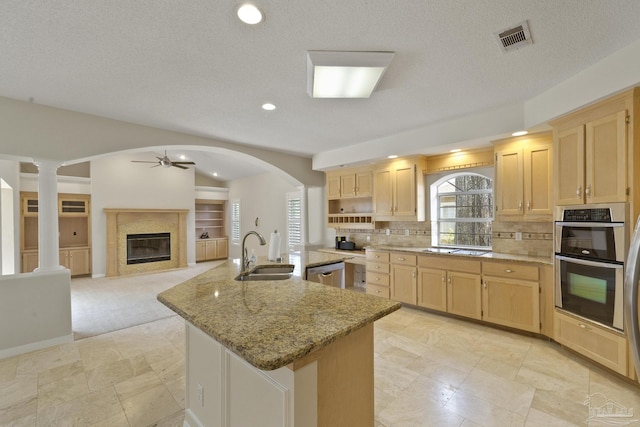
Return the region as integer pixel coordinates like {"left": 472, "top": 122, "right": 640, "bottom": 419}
{"left": 227, "top": 173, "right": 299, "bottom": 260}
{"left": 0, "top": 160, "right": 20, "bottom": 275}
{"left": 90, "top": 152, "right": 196, "bottom": 276}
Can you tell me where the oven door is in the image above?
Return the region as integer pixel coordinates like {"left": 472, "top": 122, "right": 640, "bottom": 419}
{"left": 555, "top": 222, "right": 625, "bottom": 263}
{"left": 555, "top": 255, "right": 624, "bottom": 330}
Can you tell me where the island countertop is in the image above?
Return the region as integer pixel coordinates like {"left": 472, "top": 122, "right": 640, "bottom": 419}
{"left": 157, "top": 254, "right": 401, "bottom": 371}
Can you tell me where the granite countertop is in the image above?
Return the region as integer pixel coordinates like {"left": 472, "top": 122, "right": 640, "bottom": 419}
{"left": 157, "top": 253, "right": 400, "bottom": 371}
{"left": 364, "top": 245, "right": 554, "bottom": 265}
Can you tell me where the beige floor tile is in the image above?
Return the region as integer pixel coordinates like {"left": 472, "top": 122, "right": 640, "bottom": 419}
{"left": 0, "top": 396, "right": 36, "bottom": 427}
{"left": 374, "top": 355, "right": 421, "bottom": 398}
{"left": 36, "top": 386, "right": 125, "bottom": 427}
{"left": 165, "top": 375, "right": 186, "bottom": 409}
{"left": 474, "top": 354, "right": 521, "bottom": 380}
{"left": 37, "top": 372, "right": 89, "bottom": 410}
{"left": 0, "top": 355, "right": 18, "bottom": 383}
{"left": 77, "top": 335, "right": 123, "bottom": 371}
{"left": 529, "top": 388, "right": 589, "bottom": 426}
{"left": 145, "top": 343, "right": 184, "bottom": 384}
{"left": 524, "top": 407, "right": 581, "bottom": 426}
{"left": 37, "top": 360, "right": 84, "bottom": 386}
{"left": 460, "top": 368, "right": 536, "bottom": 416}
{"left": 16, "top": 344, "right": 80, "bottom": 376}
{"left": 406, "top": 354, "right": 470, "bottom": 388}
{"left": 0, "top": 373, "right": 38, "bottom": 410}
{"left": 588, "top": 366, "right": 640, "bottom": 411}
{"left": 86, "top": 354, "right": 151, "bottom": 392}
{"left": 152, "top": 409, "right": 185, "bottom": 427}
{"left": 374, "top": 387, "right": 395, "bottom": 417}
{"left": 115, "top": 371, "right": 181, "bottom": 426}
{"left": 444, "top": 389, "right": 526, "bottom": 426}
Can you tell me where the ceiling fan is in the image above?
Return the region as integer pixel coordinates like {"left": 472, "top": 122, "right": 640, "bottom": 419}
{"left": 131, "top": 150, "right": 195, "bottom": 170}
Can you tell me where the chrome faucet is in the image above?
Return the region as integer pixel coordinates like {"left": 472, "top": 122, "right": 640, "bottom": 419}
{"left": 241, "top": 231, "right": 267, "bottom": 272}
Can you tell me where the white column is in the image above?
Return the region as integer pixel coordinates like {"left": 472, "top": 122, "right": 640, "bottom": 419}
{"left": 33, "top": 159, "right": 64, "bottom": 273}
{"left": 298, "top": 185, "right": 308, "bottom": 246}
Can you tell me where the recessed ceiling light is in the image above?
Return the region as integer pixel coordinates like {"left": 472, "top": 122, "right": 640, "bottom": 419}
{"left": 179, "top": 154, "right": 187, "bottom": 160}
{"left": 450, "top": 149, "right": 462, "bottom": 153}
{"left": 237, "top": 3, "right": 263, "bottom": 24}
{"left": 212, "top": 172, "right": 218, "bottom": 177}
{"left": 512, "top": 130, "right": 528, "bottom": 137}
{"left": 388, "top": 155, "right": 398, "bottom": 159}
{"left": 262, "top": 103, "right": 276, "bottom": 111}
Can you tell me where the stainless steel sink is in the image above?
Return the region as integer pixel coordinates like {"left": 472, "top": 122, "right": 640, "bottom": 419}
{"left": 234, "top": 264, "right": 295, "bottom": 281}
{"left": 422, "top": 247, "right": 458, "bottom": 254}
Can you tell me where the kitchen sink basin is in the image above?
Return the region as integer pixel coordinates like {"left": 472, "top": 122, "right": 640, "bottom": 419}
{"left": 422, "top": 248, "right": 489, "bottom": 256}
{"left": 234, "top": 264, "right": 295, "bottom": 282}
{"left": 422, "top": 247, "right": 458, "bottom": 254}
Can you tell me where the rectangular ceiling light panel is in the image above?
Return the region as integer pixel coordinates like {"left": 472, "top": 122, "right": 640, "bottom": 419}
{"left": 307, "top": 51, "right": 394, "bottom": 98}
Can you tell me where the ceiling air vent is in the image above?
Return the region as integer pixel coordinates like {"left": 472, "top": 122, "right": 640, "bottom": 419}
{"left": 495, "top": 20, "right": 532, "bottom": 53}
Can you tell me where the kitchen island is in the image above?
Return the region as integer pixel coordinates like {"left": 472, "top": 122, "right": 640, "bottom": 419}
{"left": 158, "top": 253, "right": 400, "bottom": 427}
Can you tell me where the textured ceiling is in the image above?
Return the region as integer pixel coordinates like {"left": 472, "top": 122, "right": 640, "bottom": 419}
{"left": 2, "top": 1, "right": 640, "bottom": 179}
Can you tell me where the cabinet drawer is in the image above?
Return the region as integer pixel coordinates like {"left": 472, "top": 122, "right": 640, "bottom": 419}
{"left": 366, "top": 251, "right": 390, "bottom": 262}
{"left": 554, "top": 310, "right": 627, "bottom": 375}
{"left": 418, "top": 255, "right": 481, "bottom": 274}
{"left": 482, "top": 261, "right": 538, "bottom": 281}
{"left": 366, "top": 273, "right": 390, "bottom": 287}
{"left": 366, "top": 283, "right": 390, "bottom": 299}
{"left": 390, "top": 252, "right": 416, "bottom": 266}
{"left": 366, "top": 261, "right": 389, "bottom": 274}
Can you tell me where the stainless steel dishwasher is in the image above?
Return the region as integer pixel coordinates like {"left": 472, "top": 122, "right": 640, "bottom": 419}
{"left": 305, "top": 262, "right": 345, "bottom": 288}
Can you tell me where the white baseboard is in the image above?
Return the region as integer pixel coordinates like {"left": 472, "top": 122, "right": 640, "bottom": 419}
{"left": 183, "top": 408, "right": 204, "bottom": 427}
{"left": 0, "top": 333, "right": 74, "bottom": 359}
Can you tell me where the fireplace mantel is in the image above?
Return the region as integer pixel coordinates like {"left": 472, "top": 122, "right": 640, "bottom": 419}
{"left": 105, "top": 209, "right": 188, "bottom": 277}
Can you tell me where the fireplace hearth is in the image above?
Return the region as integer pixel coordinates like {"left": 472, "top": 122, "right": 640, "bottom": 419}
{"left": 126, "top": 232, "right": 171, "bottom": 265}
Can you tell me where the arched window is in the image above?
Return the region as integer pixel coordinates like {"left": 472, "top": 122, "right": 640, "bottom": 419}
{"left": 431, "top": 172, "right": 493, "bottom": 248}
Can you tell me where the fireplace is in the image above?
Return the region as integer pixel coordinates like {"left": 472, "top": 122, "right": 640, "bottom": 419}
{"left": 126, "top": 232, "right": 171, "bottom": 265}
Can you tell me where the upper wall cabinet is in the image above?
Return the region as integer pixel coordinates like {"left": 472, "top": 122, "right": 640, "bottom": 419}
{"left": 551, "top": 90, "right": 635, "bottom": 206}
{"left": 373, "top": 156, "right": 426, "bottom": 222}
{"left": 327, "top": 169, "right": 373, "bottom": 199}
{"left": 326, "top": 167, "right": 374, "bottom": 229}
{"left": 493, "top": 132, "right": 552, "bottom": 221}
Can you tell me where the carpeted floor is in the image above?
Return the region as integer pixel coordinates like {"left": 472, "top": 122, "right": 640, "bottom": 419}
{"left": 71, "top": 261, "right": 223, "bottom": 339}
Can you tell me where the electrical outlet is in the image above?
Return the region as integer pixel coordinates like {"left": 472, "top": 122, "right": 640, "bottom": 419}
{"left": 405, "top": 229, "right": 410, "bottom": 236}
{"left": 515, "top": 232, "right": 522, "bottom": 241}
{"left": 197, "top": 383, "right": 204, "bottom": 406}
{"left": 366, "top": 235, "right": 371, "bottom": 242}
{"left": 386, "top": 229, "right": 390, "bottom": 236}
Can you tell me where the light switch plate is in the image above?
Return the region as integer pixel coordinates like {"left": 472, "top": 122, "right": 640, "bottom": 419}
{"left": 515, "top": 232, "right": 522, "bottom": 241}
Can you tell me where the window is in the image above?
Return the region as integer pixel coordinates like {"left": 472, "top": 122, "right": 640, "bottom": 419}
{"left": 431, "top": 172, "right": 493, "bottom": 248}
{"left": 286, "top": 192, "right": 302, "bottom": 251}
{"left": 230, "top": 200, "right": 240, "bottom": 243}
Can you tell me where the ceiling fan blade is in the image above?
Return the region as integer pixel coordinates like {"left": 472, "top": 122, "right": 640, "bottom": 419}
{"left": 172, "top": 164, "right": 188, "bottom": 169}
{"left": 131, "top": 160, "right": 160, "bottom": 163}
{"left": 172, "top": 161, "right": 196, "bottom": 165}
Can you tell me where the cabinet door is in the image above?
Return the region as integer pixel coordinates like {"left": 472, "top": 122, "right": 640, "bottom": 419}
{"left": 59, "top": 251, "right": 69, "bottom": 269}
{"left": 21, "top": 252, "right": 39, "bottom": 273}
{"left": 482, "top": 276, "right": 539, "bottom": 333}
{"left": 216, "top": 238, "right": 228, "bottom": 259}
{"left": 417, "top": 267, "right": 447, "bottom": 312}
{"left": 205, "top": 240, "right": 217, "bottom": 260}
{"left": 195, "top": 241, "right": 206, "bottom": 262}
{"left": 555, "top": 126, "right": 585, "bottom": 205}
{"left": 495, "top": 148, "right": 524, "bottom": 216}
{"left": 390, "top": 264, "right": 416, "bottom": 304}
{"left": 355, "top": 171, "right": 373, "bottom": 197}
{"left": 373, "top": 168, "right": 393, "bottom": 216}
{"left": 446, "top": 271, "right": 481, "bottom": 320}
{"left": 68, "top": 248, "right": 91, "bottom": 275}
{"left": 585, "top": 110, "right": 627, "bottom": 203}
{"left": 341, "top": 174, "right": 357, "bottom": 198}
{"left": 327, "top": 174, "right": 341, "bottom": 199}
{"left": 524, "top": 142, "right": 552, "bottom": 217}
{"left": 393, "top": 165, "right": 416, "bottom": 218}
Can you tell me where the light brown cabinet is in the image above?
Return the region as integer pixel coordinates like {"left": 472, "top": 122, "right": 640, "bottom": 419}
{"left": 552, "top": 106, "right": 628, "bottom": 205}
{"left": 195, "top": 199, "right": 227, "bottom": 262}
{"left": 554, "top": 310, "right": 627, "bottom": 376}
{"left": 326, "top": 169, "right": 373, "bottom": 199}
{"left": 196, "top": 238, "right": 228, "bottom": 262}
{"left": 326, "top": 168, "right": 374, "bottom": 229}
{"left": 481, "top": 261, "right": 540, "bottom": 333}
{"left": 389, "top": 253, "right": 417, "bottom": 304}
{"left": 494, "top": 132, "right": 552, "bottom": 220}
{"left": 373, "top": 157, "right": 426, "bottom": 221}
{"left": 20, "top": 192, "right": 92, "bottom": 276}
{"left": 365, "top": 250, "right": 390, "bottom": 298}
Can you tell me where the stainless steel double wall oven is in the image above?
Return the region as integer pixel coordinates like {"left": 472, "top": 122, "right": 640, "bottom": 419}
{"left": 554, "top": 203, "right": 627, "bottom": 331}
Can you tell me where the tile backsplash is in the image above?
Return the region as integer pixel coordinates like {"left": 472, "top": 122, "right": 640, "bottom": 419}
{"left": 331, "top": 220, "right": 553, "bottom": 258}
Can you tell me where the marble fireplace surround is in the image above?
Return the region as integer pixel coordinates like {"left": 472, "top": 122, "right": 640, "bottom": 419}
{"left": 105, "top": 208, "right": 188, "bottom": 277}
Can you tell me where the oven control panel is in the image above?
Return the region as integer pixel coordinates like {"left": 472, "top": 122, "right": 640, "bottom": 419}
{"left": 563, "top": 208, "right": 612, "bottom": 222}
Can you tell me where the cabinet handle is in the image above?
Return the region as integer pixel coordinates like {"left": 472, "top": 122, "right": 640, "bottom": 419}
{"left": 376, "top": 290, "right": 381, "bottom": 293}
{"left": 398, "top": 257, "right": 405, "bottom": 261}
{"left": 412, "top": 271, "right": 416, "bottom": 279}
{"left": 576, "top": 186, "right": 582, "bottom": 198}
{"left": 504, "top": 269, "right": 513, "bottom": 273}
{"left": 483, "top": 281, "right": 487, "bottom": 289}
{"left": 448, "top": 277, "right": 451, "bottom": 284}
{"left": 518, "top": 201, "right": 522, "bottom": 211}
{"left": 527, "top": 200, "right": 531, "bottom": 211}
{"left": 375, "top": 265, "right": 380, "bottom": 269}
{"left": 441, "top": 275, "right": 445, "bottom": 283}
{"left": 585, "top": 185, "right": 591, "bottom": 198}
{"left": 578, "top": 323, "right": 590, "bottom": 330}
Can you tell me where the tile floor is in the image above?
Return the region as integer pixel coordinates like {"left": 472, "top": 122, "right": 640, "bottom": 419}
{"left": 2, "top": 275, "right": 640, "bottom": 426}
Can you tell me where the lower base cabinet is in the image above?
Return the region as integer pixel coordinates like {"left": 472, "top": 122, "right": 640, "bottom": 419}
{"left": 196, "top": 238, "right": 228, "bottom": 262}
{"left": 446, "top": 271, "right": 483, "bottom": 320}
{"left": 554, "top": 310, "right": 628, "bottom": 376}
{"left": 22, "top": 247, "right": 91, "bottom": 276}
